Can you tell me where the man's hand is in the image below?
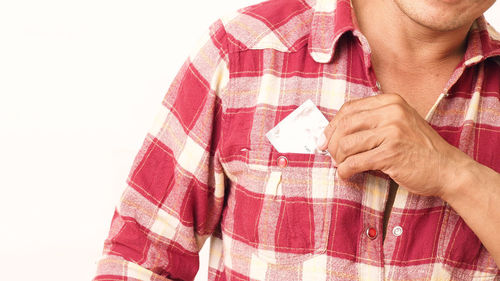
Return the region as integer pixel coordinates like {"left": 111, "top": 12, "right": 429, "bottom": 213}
{"left": 317, "top": 93, "right": 472, "bottom": 198}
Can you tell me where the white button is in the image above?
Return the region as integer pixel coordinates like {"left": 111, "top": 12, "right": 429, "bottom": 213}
{"left": 393, "top": 226, "right": 403, "bottom": 237}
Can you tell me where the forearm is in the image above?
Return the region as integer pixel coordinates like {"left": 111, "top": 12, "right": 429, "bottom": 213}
{"left": 441, "top": 155, "right": 500, "bottom": 267}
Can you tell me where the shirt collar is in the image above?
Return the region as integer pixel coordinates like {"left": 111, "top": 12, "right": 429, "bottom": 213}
{"left": 307, "top": 0, "right": 358, "bottom": 63}
{"left": 306, "top": 0, "right": 500, "bottom": 64}
{"left": 461, "top": 15, "right": 500, "bottom": 67}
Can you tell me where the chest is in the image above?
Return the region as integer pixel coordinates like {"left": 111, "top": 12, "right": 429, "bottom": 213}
{"left": 374, "top": 70, "right": 452, "bottom": 119}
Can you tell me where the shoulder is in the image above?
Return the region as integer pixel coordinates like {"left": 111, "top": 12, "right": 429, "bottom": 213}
{"left": 213, "top": 0, "right": 315, "bottom": 53}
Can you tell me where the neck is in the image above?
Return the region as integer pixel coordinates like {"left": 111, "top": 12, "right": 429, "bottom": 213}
{"left": 351, "top": 0, "right": 471, "bottom": 70}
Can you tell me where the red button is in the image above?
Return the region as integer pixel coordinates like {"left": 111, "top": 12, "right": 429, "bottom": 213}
{"left": 366, "top": 227, "right": 377, "bottom": 239}
{"left": 277, "top": 156, "right": 288, "bottom": 168}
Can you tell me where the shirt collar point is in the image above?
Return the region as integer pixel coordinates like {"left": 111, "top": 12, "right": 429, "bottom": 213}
{"left": 309, "top": 50, "right": 334, "bottom": 63}
{"left": 464, "top": 55, "right": 485, "bottom": 66}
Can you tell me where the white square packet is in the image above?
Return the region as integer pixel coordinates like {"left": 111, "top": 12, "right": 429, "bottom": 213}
{"left": 265, "top": 99, "right": 330, "bottom": 154}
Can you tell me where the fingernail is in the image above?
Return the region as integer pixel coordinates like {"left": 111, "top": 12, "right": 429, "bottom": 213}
{"left": 317, "top": 133, "right": 327, "bottom": 149}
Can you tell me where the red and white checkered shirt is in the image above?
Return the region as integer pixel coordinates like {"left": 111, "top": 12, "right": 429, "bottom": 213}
{"left": 93, "top": 0, "right": 500, "bottom": 280}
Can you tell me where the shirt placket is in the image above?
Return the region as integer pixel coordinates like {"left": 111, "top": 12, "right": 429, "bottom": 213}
{"left": 382, "top": 187, "right": 410, "bottom": 280}
{"left": 357, "top": 173, "right": 389, "bottom": 281}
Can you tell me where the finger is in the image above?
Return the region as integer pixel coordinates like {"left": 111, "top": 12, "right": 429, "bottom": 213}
{"left": 327, "top": 109, "right": 380, "bottom": 151}
{"left": 320, "top": 108, "right": 377, "bottom": 150}
{"left": 333, "top": 128, "right": 385, "bottom": 164}
{"left": 320, "top": 93, "right": 406, "bottom": 149}
{"left": 336, "top": 146, "right": 386, "bottom": 179}
{"left": 324, "top": 102, "right": 405, "bottom": 158}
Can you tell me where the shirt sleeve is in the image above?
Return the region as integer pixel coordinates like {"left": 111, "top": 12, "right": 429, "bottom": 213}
{"left": 92, "top": 19, "right": 230, "bottom": 281}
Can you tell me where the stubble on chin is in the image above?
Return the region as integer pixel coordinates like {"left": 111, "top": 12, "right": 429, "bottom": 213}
{"left": 392, "top": 0, "right": 481, "bottom": 32}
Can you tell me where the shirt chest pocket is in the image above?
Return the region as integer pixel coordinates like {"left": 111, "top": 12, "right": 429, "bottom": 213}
{"left": 222, "top": 143, "right": 336, "bottom": 264}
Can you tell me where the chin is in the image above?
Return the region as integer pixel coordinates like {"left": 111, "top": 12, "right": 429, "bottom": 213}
{"left": 410, "top": 14, "right": 470, "bottom": 32}
{"left": 393, "top": 0, "right": 495, "bottom": 32}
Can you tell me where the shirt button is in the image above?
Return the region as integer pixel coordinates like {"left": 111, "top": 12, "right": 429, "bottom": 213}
{"left": 277, "top": 156, "right": 288, "bottom": 168}
{"left": 393, "top": 226, "right": 403, "bottom": 237}
{"left": 366, "top": 227, "right": 377, "bottom": 240}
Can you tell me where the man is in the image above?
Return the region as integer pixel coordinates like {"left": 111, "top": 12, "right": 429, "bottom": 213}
{"left": 93, "top": 0, "right": 500, "bottom": 280}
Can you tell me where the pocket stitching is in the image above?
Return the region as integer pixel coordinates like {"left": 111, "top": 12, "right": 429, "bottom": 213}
{"left": 244, "top": 144, "right": 334, "bottom": 264}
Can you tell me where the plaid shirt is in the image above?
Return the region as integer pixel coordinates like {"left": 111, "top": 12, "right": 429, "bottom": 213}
{"left": 93, "top": 0, "right": 500, "bottom": 280}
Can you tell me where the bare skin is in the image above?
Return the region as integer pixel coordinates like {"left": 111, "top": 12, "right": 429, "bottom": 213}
{"left": 317, "top": 0, "right": 500, "bottom": 267}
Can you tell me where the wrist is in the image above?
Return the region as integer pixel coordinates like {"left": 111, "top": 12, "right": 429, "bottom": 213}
{"left": 439, "top": 152, "right": 499, "bottom": 208}
{"left": 438, "top": 149, "right": 477, "bottom": 204}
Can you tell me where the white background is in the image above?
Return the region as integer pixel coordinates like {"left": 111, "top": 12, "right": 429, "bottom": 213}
{"left": 0, "top": 1, "right": 498, "bottom": 280}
